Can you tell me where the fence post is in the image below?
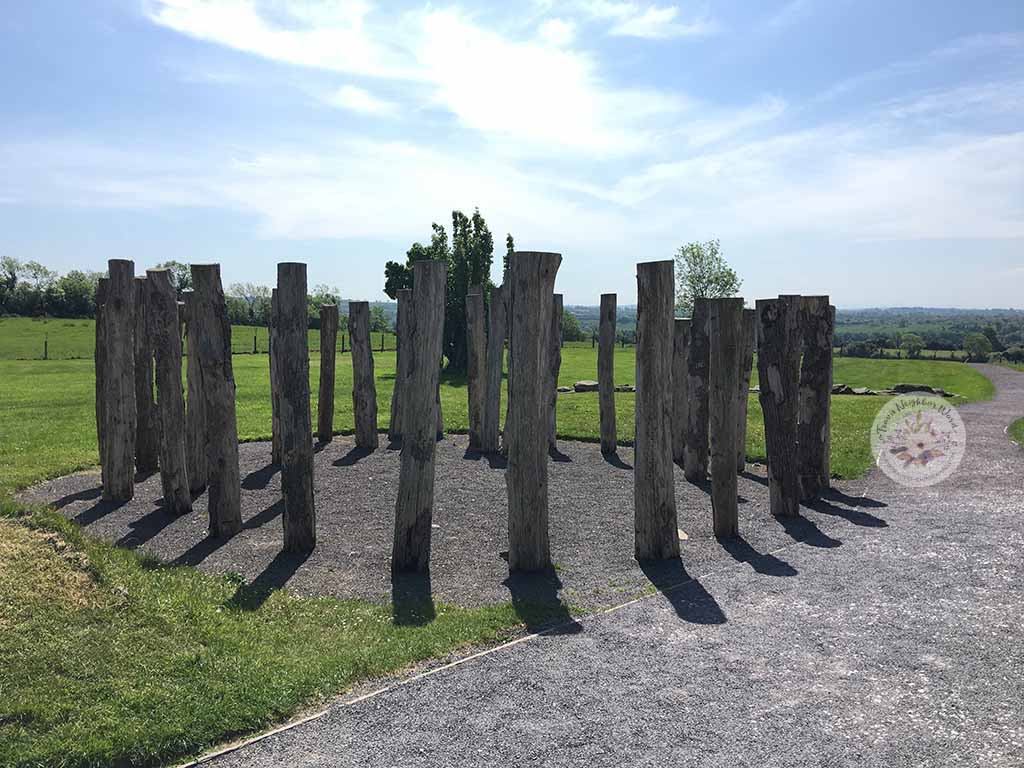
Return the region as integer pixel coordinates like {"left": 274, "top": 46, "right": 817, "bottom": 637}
{"left": 349, "top": 301, "right": 379, "bottom": 450}
{"left": 392, "top": 260, "right": 446, "bottom": 572}
{"left": 634, "top": 260, "right": 678, "bottom": 560}
{"left": 598, "top": 293, "right": 617, "bottom": 454}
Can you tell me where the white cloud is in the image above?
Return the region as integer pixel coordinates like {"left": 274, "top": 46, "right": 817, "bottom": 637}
{"left": 323, "top": 84, "right": 397, "bottom": 115}
{"left": 577, "top": 1, "right": 717, "bottom": 39}
{"left": 539, "top": 17, "right": 576, "bottom": 46}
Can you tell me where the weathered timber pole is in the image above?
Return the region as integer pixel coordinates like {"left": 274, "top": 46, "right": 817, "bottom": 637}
{"left": 277, "top": 263, "right": 316, "bottom": 553}
{"left": 546, "top": 293, "right": 563, "bottom": 449}
{"left": 388, "top": 288, "right": 412, "bottom": 441}
{"left": 671, "top": 318, "right": 691, "bottom": 464}
{"left": 481, "top": 284, "right": 506, "bottom": 453}
{"left": 392, "top": 260, "right": 447, "bottom": 572}
{"left": 191, "top": 264, "right": 242, "bottom": 537}
{"left": 598, "top": 293, "right": 617, "bottom": 454}
{"left": 147, "top": 269, "right": 192, "bottom": 515}
{"left": 756, "top": 295, "right": 803, "bottom": 518}
{"left": 133, "top": 277, "right": 159, "bottom": 473}
{"left": 101, "top": 259, "right": 137, "bottom": 502}
{"left": 182, "top": 291, "right": 207, "bottom": 495}
{"left": 349, "top": 301, "right": 379, "bottom": 450}
{"left": 684, "top": 297, "right": 711, "bottom": 482}
{"left": 506, "top": 252, "right": 561, "bottom": 572}
{"left": 94, "top": 277, "right": 109, "bottom": 467}
{"left": 797, "top": 295, "right": 834, "bottom": 500}
{"left": 269, "top": 288, "right": 282, "bottom": 464}
{"left": 736, "top": 308, "right": 756, "bottom": 473}
{"left": 501, "top": 279, "right": 513, "bottom": 453}
{"left": 466, "top": 286, "right": 486, "bottom": 450}
{"left": 708, "top": 298, "right": 743, "bottom": 537}
{"left": 634, "top": 260, "right": 679, "bottom": 561}
{"left": 317, "top": 303, "right": 339, "bottom": 443}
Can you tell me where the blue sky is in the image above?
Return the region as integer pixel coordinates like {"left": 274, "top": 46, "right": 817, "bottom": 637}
{"left": 1, "top": 0, "right": 1021, "bottom": 306}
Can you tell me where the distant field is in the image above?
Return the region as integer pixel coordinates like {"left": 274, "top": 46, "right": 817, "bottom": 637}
{"left": 0, "top": 317, "right": 395, "bottom": 359}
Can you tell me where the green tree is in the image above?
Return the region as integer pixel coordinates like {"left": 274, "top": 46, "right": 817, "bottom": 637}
{"left": 963, "top": 332, "right": 993, "bottom": 362}
{"left": 504, "top": 233, "right": 514, "bottom": 277}
{"left": 982, "top": 325, "right": 1005, "bottom": 352}
{"left": 228, "top": 282, "right": 272, "bottom": 326}
{"left": 369, "top": 305, "right": 390, "bottom": 333}
{"left": 0, "top": 256, "right": 20, "bottom": 312}
{"left": 56, "top": 270, "right": 100, "bottom": 317}
{"left": 900, "top": 333, "right": 925, "bottom": 359}
{"left": 673, "top": 239, "right": 742, "bottom": 314}
{"left": 154, "top": 261, "right": 192, "bottom": 296}
{"left": 562, "top": 309, "right": 585, "bottom": 342}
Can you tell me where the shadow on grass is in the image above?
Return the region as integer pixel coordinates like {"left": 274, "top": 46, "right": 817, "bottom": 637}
{"left": 241, "top": 463, "right": 278, "bottom": 490}
{"left": 391, "top": 572, "right": 437, "bottom": 626}
{"left": 639, "top": 558, "right": 726, "bottom": 625}
{"left": 225, "top": 550, "right": 310, "bottom": 611}
{"left": 719, "top": 536, "right": 798, "bottom": 577}
{"left": 502, "top": 568, "right": 582, "bottom": 635}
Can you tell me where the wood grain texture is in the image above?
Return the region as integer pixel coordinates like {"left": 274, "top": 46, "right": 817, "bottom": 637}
{"left": 708, "top": 298, "right": 743, "bottom": 537}
{"left": 797, "top": 296, "right": 834, "bottom": 500}
{"left": 506, "top": 252, "right": 561, "bottom": 572}
{"left": 388, "top": 288, "right": 412, "bottom": 441}
{"left": 736, "top": 308, "right": 756, "bottom": 473}
{"left": 466, "top": 287, "right": 487, "bottom": 450}
{"left": 756, "top": 295, "right": 803, "bottom": 518}
{"left": 190, "top": 264, "right": 242, "bottom": 537}
{"left": 133, "top": 277, "right": 160, "bottom": 474}
{"left": 146, "top": 269, "right": 192, "bottom": 515}
{"left": 317, "top": 304, "right": 339, "bottom": 443}
{"left": 684, "top": 298, "right": 710, "bottom": 482}
{"left": 349, "top": 301, "right": 379, "bottom": 450}
{"left": 94, "top": 277, "right": 108, "bottom": 470}
{"left": 182, "top": 291, "right": 208, "bottom": 495}
{"left": 277, "top": 263, "right": 316, "bottom": 553}
{"left": 672, "top": 318, "right": 691, "bottom": 465}
{"left": 482, "top": 284, "right": 506, "bottom": 453}
{"left": 598, "top": 293, "right": 617, "bottom": 454}
{"left": 101, "top": 260, "right": 137, "bottom": 502}
{"left": 269, "top": 289, "right": 282, "bottom": 465}
{"left": 392, "top": 260, "right": 447, "bottom": 573}
{"left": 634, "top": 260, "right": 679, "bottom": 560}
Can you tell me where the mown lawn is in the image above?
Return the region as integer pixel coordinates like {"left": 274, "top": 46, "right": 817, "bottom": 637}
{"left": 1009, "top": 417, "right": 1024, "bottom": 446}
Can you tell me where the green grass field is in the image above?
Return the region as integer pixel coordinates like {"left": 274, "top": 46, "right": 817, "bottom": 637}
{"left": 1009, "top": 417, "right": 1024, "bottom": 446}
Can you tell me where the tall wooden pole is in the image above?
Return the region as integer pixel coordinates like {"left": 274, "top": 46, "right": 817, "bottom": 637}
{"left": 598, "top": 293, "right": 617, "bottom": 454}
{"left": 190, "top": 264, "right": 242, "bottom": 537}
{"left": 182, "top": 291, "right": 207, "bottom": 495}
{"left": 708, "top": 298, "right": 743, "bottom": 537}
{"left": 506, "top": 252, "right": 561, "bottom": 572}
{"left": 546, "top": 294, "right": 563, "bottom": 449}
{"left": 388, "top": 288, "right": 412, "bottom": 441}
{"left": 133, "top": 277, "right": 159, "bottom": 474}
{"left": 269, "top": 288, "right": 282, "bottom": 464}
{"left": 147, "top": 269, "right": 192, "bottom": 515}
{"left": 277, "top": 263, "right": 316, "bottom": 553}
{"left": 392, "top": 260, "right": 446, "bottom": 572}
{"left": 756, "top": 295, "right": 803, "bottom": 518}
{"left": 634, "top": 260, "right": 679, "bottom": 560}
{"left": 481, "top": 284, "right": 506, "bottom": 453}
{"left": 671, "top": 318, "right": 691, "bottom": 465}
{"left": 317, "top": 303, "right": 339, "bottom": 443}
{"left": 736, "top": 308, "right": 756, "bottom": 473}
{"left": 684, "top": 297, "right": 710, "bottom": 482}
{"left": 349, "top": 301, "right": 379, "bottom": 450}
{"left": 797, "top": 296, "right": 834, "bottom": 500}
{"left": 101, "top": 259, "right": 137, "bottom": 502}
{"left": 94, "top": 277, "right": 108, "bottom": 469}
{"left": 466, "top": 286, "right": 487, "bottom": 450}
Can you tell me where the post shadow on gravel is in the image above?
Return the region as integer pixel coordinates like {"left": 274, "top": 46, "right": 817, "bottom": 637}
{"left": 113, "top": 505, "right": 180, "bottom": 549}
{"left": 72, "top": 496, "right": 128, "bottom": 526}
{"left": 719, "top": 536, "right": 798, "bottom": 577}
{"left": 776, "top": 514, "right": 842, "bottom": 548}
{"left": 52, "top": 485, "right": 102, "bottom": 510}
{"left": 226, "top": 549, "right": 311, "bottom": 611}
{"left": 602, "top": 452, "right": 632, "bottom": 470}
{"left": 638, "top": 558, "right": 726, "bottom": 625}
{"left": 461, "top": 448, "right": 508, "bottom": 470}
{"left": 548, "top": 445, "right": 572, "bottom": 463}
{"left": 391, "top": 572, "right": 437, "bottom": 626}
{"left": 241, "top": 462, "right": 279, "bottom": 490}
{"left": 806, "top": 497, "right": 888, "bottom": 528}
{"left": 502, "top": 569, "right": 582, "bottom": 635}
{"left": 335, "top": 446, "right": 374, "bottom": 467}
{"left": 825, "top": 488, "right": 888, "bottom": 509}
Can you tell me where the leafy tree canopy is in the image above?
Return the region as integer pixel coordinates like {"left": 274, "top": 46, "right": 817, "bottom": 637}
{"left": 673, "top": 239, "right": 742, "bottom": 314}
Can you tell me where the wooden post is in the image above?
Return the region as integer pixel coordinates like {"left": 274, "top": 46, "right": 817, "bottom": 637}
{"left": 502, "top": 280, "right": 513, "bottom": 453}
{"left": 389, "top": 288, "right": 412, "bottom": 441}
{"left": 466, "top": 286, "right": 486, "bottom": 450}
{"left": 482, "top": 284, "right": 506, "bottom": 453}
{"left": 94, "top": 277, "right": 108, "bottom": 468}
{"left": 101, "top": 259, "right": 137, "bottom": 502}
{"left": 506, "top": 252, "right": 561, "bottom": 572}
{"left": 598, "top": 293, "right": 617, "bottom": 454}
{"left": 277, "top": 263, "right": 316, "bottom": 553}
{"left": 797, "top": 296, "right": 834, "bottom": 500}
{"left": 634, "top": 260, "right": 678, "bottom": 561}
{"left": 146, "top": 270, "right": 192, "bottom": 515}
{"left": 190, "top": 264, "right": 242, "bottom": 537}
{"left": 182, "top": 291, "right": 207, "bottom": 495}
{"left": 708, "top": 298, "right": 743, "bottom": 537}
{"left": 317, "top": 304, "right": 339, "bottom": 443}
{"left": 736, "top": 308, "right": 756, "bottom": 473}
{"left": 392, "top": 260, "right": 446, "bottom": 572}
{"left": 269, "top": 289, "right": 282, "bottom": 464}
{"left": 547, "top": 294, "right": 563, "bottom": 448}
{"left": 684, "top": 297, "right": 710, "bottom": 482}
{"left": 756, "top": 295, "right": 803, "bottom": 518}
{"left": 133, "top": 277, "right": 160, "bottom": 474}
{"left": 349, "top": 301, "right": 379, "bottom": 450}
{"left": 671, "top": 318, "right": 690, "bottom": 464}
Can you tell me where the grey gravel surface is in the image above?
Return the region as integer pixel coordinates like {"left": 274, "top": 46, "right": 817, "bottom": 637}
{"left": 21, "top": 365, "right": 1024, "bottom": 766}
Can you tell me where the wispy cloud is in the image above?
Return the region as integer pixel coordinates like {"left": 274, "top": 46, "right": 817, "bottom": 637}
{"left": 577, "top": 1, "right": 718, "bottom": 39}
{"left": 322, "top": 84, "right": 397, "bottom": 115}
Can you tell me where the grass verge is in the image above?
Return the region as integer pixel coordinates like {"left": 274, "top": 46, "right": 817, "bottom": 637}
{"left": 1009, "top": 417, "right": 1024, "bottom": 446}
